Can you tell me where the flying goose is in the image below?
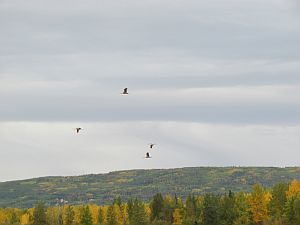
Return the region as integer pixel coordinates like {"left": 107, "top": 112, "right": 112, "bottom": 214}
{"left": 122, "top": 88, "right": 128, "bottom": 95}
{"left": 145, "top": 152, "right": 151, "bottom": 158}
{"left": 74, "top": 128, "right": 83, "bottom": 133}
{"left": 149, "top": 143, "right": 156, "bottom": 149}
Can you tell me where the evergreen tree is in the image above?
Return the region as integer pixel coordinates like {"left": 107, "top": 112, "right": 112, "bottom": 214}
{"left": 107, "top": 204, "right": 122, "bottom": 225}
{"left": 293, "top": 195, "right": 300, "bottom": 225}
{"left": 134, "top": 199, "right": 149, "bottom": 225}
{"left": 185, "top": 194, "right": 196, "bottom": 219}
{"left": 150, "top": 194, "right": 164, "bottom": 222}
{"left": 58, "top": 209, "right": 63, "bottom": 225}
{"left": 233, "top": 192, "right": 251, "bottom": 225}
{"left": 98, "top": 207, "right": 105, "bottom": 225}
{"left": 269, "top": 183, "right": 288, "bottom": 223}
{"left": 162, "top": 195, "right": 175, "bottom": 225}
{"left": 182, "top": 194, "right": 197, "bottom": 225}
{"left": 9, "top": 210, "right": 19, "bottom": 225}
{"left": 150, "top": 219, "right": 165, "bottom": 225}
{"left": 284, "top": 194, "right": 300, "bottom": 225}
{"left": 219, "top": 191, "right": 237, "bottom": 225}
{"left": 33, "top": 201, "right": 47, "bottom": 225}
{"left": 127, "top": 198, "right": 148, "bottom": 225}
{"left": 127, "top": 199, "right": 134, "bottom": 223}
{"left": 80, "top": 205, "right": 93, "bottom": 225}
{"left": 114, "top": 197, "right": 122, "bottom": 207}
{"left": 202, "top": 194, "right": 220, "bottom": 225}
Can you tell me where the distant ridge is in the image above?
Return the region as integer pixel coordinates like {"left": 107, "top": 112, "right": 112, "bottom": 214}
{"left": 0, "top": 167, "right": 300, "bottom": 208}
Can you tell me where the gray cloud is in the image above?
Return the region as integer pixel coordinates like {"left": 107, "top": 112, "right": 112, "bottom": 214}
{"left": 0, "top": 0, "right": 299, "bottom": 181}
{"left": 1, "top": 0, "right": 300, "bottom": 58}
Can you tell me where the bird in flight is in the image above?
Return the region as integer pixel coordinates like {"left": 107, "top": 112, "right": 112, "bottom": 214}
{"left": 149, "top": 143, "right": 156, "bottom": 149}
{"left": 145, "top": 152, "right": 151, "bottom": 158}
{"left": 122, "top": 88, "right": 128, "bottom": 95}
{"left": 74, "top": 128, "right": 83, "bottom": 133}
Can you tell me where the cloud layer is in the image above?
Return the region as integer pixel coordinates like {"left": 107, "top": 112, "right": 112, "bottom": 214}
{"left": 0, "top": 0, "right": 299, "bottom": 181}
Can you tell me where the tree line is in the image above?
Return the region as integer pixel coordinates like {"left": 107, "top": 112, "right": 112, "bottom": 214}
{"left": 1, "top": 180, "right": 300, "bottom": 225}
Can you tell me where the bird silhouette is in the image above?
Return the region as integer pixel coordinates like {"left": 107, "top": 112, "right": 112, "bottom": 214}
{"left": 122, "top": 88, "right": 128, "bottom": 95}
{"left": 145, "top": 152, "right": 151, "bottom": 158}
{"left": 74, "top": 128, "right": 83, "bottom": 133}
{"left": 149, "top": 143, "right": 156, "bottom": 149}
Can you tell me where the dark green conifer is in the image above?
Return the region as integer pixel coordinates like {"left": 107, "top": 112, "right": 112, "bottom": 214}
{"left": 32, "top": 201, "right": 47, "bottom": 225}
{"left": 150, "top": 193, "right": 164, "bottom": 222}
{"left": 80, "top": 205, "right": 93, "bottom": 225}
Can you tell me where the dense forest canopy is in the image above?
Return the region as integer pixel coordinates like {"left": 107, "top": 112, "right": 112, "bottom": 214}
{"left": 1, "top": 180, "right": 300, "bottom": 225}
{"left": 1, "top": 167, "right": 300, "bottom": 208}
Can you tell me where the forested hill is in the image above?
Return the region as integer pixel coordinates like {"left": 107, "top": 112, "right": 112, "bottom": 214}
{"left": 1, "top": 167, "right": 300, "bottom": 208}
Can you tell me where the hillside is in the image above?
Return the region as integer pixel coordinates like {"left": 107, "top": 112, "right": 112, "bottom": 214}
{"left": 0, "top": 167, "right": 300, "bottom": 208}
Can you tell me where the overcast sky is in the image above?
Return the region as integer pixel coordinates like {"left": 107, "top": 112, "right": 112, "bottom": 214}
{"left": 0, "top": 0, "right": 300, "bottom": 181}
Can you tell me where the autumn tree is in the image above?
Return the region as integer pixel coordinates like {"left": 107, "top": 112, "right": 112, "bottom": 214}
{"left": 64, "top": 205, "right": 75, "bottom": 225}
{"left": 172, "top": 208, "right": 183, "bottom": 225}
{"left": 172, "top": 194, "right": 184, "bottom": 225}
{"left": 0, "top": 210, "right": 8, "bottom": 225}
{"left": 248, "top": 184, "right": 271, "bottom": 225}
{"left": 20, "top": 211, "right": 31, "bottom": 225}
{"left": 286, "top": 179, "right": 300, "bottom": 199}
{"left": 284, "top": 180, "right": 300, "bottom": 225}
{"left": 89, "top": 204, "right": 100, "bottom": 225}
{"left": 24, "top": 208, "right": 34, "bottom": 225}
{"left": 107, "top": 204, "right": 122, "bottom": 225}
{"left": 46, "top": 206, "right": 59, "bottom": 225}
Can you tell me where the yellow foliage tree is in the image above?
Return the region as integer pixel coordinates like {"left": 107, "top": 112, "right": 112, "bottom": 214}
{"left": 248, "top": 184, "right": 272, "bottom": 225}
{"left": 120, "top": 203, "right": 128, "bottom": 225}
{"left": 89, "top": 204, "right": 99, "bottom": 225}
{"left": 106, "top": 203, "right": 123, "bottom": 225}
{"left": 20, "top": 213, "right": 30, "bottom": 225}
{"left": 144, "top": 204, "right": 151, "bottom": 219}
{"left": 101, "top": 206, "right": 109, "bottom": 224}
{"left": 0, "top": 210, "right": 8, "bottom": 224}
{"left": 46, "top": 206, "right": 60, "bottom": 225}
{"left": 172, "top": 208, "right": 183, "bottom": 225}
{"left": 165, "top": 195, "right": 174, "bottom": 205}
{"left": 73, "top": 205, "right": 83, "bottom": 225}
{"left": 113, "top": 204, "right": 123, "bottom": 225}
{"left": 286, "top": 179, "right": 300, "bottom": 199}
